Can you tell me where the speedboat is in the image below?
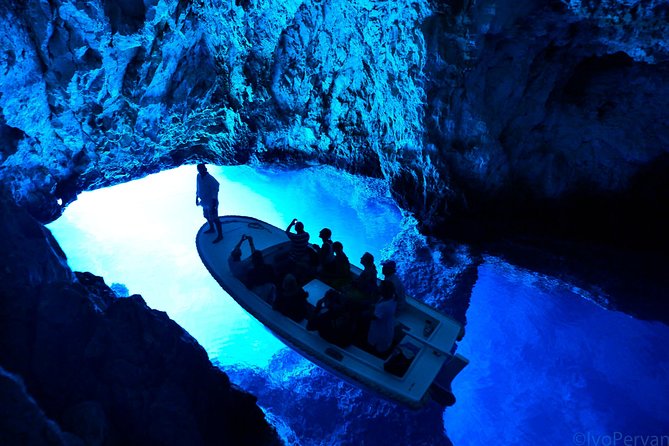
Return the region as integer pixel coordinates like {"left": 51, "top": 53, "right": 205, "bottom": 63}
{"left": 196, "top": 215, "right": 468, "bottom": 408}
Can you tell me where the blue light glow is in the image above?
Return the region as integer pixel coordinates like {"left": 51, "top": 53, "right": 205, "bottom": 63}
{"left": 47, "top": 165, "right": 669, "bottom": 445}
{"left": 47, "top": 164, "right": 404, "bottom": 369}
{"left": 446, "top": 261, "right": 669, "bottom": 444}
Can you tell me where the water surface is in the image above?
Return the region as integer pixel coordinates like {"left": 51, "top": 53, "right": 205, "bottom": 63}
{"left": 48, "top": 165, "right": 669, "bottom": 445}
{"left": 48, "top": 165, "right": 403, "bottom": 369}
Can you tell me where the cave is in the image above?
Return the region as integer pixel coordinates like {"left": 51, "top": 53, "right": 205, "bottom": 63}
{"left": 1, "top": 0, "right": 668, "bottom": 445}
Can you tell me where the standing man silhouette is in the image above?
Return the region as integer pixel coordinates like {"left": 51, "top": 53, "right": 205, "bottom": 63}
{"left": 196, "top": 163, "right": 223, "bottom": 243}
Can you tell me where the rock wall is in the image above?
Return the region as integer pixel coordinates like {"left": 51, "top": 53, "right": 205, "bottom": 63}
{"left": 416, "top": 0, "right": 669, "bottom": 243}
{"left": 0, "top": 0, "right": 431, "bottom": 221}
{"left": 2, "top": 0, "right": 667, "bottom": 239}
{"left": 1, "top": 0, "right": 666, "bottom": 241}
{"left": 416, "top": 0, "right": 669, "bottom": 319}
{"left": 0, "top": 189, "right": 280, "bottom": 445}
{"left": 1, "top": 367, "right": 74, "bottom": 446}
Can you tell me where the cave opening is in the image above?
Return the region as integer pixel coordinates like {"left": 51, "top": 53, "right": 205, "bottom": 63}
{"left": 47, "top": 164, "right": 407, "bottom": 369}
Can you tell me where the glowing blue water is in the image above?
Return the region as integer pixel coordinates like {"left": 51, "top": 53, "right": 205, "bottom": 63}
{"left": 447, "top": 261, "right": 669, "bottom": 445}
{"left": 47, "top": 165, "right": 669, "bottom": 445}
{"left": 47, "top": 165, "right": 404, "bottom": 369}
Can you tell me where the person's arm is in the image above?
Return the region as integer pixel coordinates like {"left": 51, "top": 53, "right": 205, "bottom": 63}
{"left": 285, "top": 218, "right": 297, "bottom": 234}
{"left": 212, "top": 176, "right": 220, "bottom": 207}
{"left": 233, "top": 235, "right": 247, "bottom": 250}
{"left": 229, "top": 235, "right": 247, "bottom": 276}
{"left": 247, "top": 236, "right": 256, "bottom": 253}
{"left": 229, "top": 235, "right": 247, "bottom": 262}
{"left": 196, "top": 176, "right": 201, "bottom": 206}
{"left": 392, "top": 275, "right": 407, "bottom": 305}
{"left": 313, "top": 297, "right": 326, "bottom": 312}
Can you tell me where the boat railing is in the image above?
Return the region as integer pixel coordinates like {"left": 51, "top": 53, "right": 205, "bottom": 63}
{"left": 401, "top": 329, "right": 452, "bottom": 357}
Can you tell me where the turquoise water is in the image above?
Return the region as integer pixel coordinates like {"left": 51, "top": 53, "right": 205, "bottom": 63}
{"left": 446, "top": 261, "right": 669, "bottom": 445}
{"left": 47, "top": 165, "right": 404, "bottom": 369}
{"left": 47, "top": 165, "right": 669, "bottom": 445}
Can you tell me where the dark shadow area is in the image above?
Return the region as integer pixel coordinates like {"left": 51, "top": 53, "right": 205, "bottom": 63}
{"left": 103, "top": 0, "right": 146, "bottom": 35}
{"left": 427, "top": 152, "right": 669, "bottom": 324}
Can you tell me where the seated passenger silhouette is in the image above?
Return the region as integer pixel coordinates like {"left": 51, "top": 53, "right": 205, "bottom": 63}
{"left": 243, "top": 236, "right": 277, "bottom": 303}
{"left": 381, "top": 260, "right": 406, "bottom": 311}
{"left": 285, "top": 218, "right": 310, "bottom": 262}
{"left": 353, "top": 252, "right": 378, "bottom": 297}
{"left": 367, "top": 280, "right": 398, "bottom": 355}
{"left": 307, "top": 290, "right": 355, "bottom": 348}
{"left": 313, "top": 227, "right": 334, "bottom": 270}
{"left": 321, "top": 241, "right": 351, "bottom": 287}
{"left": 273, "top": 273, "right": 309, "bottom": 322}
{"left": 277, "top": 218, "right": 313, "bottom": 281}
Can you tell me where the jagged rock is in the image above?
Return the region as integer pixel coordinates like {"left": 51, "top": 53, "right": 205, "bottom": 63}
{"left": 420, "top": 0, "right": 669, "bottom": 247}
{"left": 3, "top": 0, "right": 667, "bottom": 252}
{"left": 0, "top": 190, "right": 280, "bottom": 445}
{"left": 0, "top": 367, "right": 80, "bottom": 446}
{"left": 0, "top": 117, "right": 25, "bottom": 161}
{"left": 60, "top": 401, "right": 108, "bottom": 446}
{"left": 103, "top": 0, "right": 147, "bottom": 35}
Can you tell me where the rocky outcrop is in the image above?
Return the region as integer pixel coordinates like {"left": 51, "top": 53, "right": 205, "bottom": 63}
{"left": 416, "top": 0, "right": 669, "bottom": 237}
{"left": 0, "top": 0, "right": 431, "bottom": 215}
{"left": 0, "top": 367, "right": 74, "bottom": 446}
{"left": 0, "top": 189, "right": 280, "bottom": 445}
{"left": 415, "top": 0, "right": 669, "bottom": 319}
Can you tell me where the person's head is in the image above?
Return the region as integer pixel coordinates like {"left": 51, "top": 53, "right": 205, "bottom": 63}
{"left": 197, "top": 163, "right": 208, "bottom": 175}
{"left": 295, "top": 221, "right": 304, "bottom": 233}
{"left": 251, "top": 250, "right": 264, "bottom": 267}
{"left": 360, "top": 252, "right": 374, "bottom": 267}
{"left": 332, "top": 241, "right": 343, "bottom": 254}
{"left": 318, "top": 228, "right": 332, "bottom": 241}
{"left": 381, "top": 260, "right": 396, "bottom": 276}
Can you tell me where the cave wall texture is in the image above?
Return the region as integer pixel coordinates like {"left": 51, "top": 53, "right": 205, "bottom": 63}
{"left": 1, "top": 0, "right": 667, "bottom": 251}
{"left": 1, "top": 0, "right": 668, "bottom": 441}
{"left": 1, "top": 0, "right": 667, "bottom": 308}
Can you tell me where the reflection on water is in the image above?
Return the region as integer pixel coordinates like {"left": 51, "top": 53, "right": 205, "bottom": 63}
{"left": 447, "top": 260, "right": 669, "bottom": 445}
{"left": 47, "top": 165, "right": 669, "bottom": 445}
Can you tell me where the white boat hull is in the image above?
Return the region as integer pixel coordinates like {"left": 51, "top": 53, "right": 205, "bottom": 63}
{"left": 196, "top": 216, "right": 466, "bottom": 407}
